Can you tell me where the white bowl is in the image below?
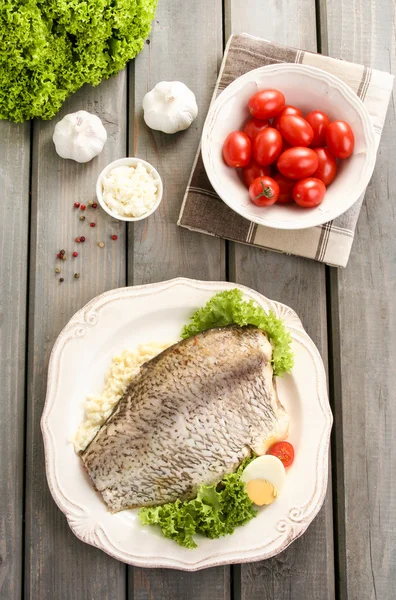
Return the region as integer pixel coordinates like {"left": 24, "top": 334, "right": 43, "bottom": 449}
{"left": 201, "top": 64, "right": 376, "bottom": 230}
{"left": 96, "top": 157, "right": 163, "bottom": 222}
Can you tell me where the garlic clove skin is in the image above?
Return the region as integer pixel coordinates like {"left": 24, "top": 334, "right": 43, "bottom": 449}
{"left": 142, "top": 81, "right": 198, "bottom": 134}
{"left": 53, "top": 110, "right": 107, "bottom": 163}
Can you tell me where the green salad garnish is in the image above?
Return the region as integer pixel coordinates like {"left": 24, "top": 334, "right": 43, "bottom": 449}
{"left": 182, "top": 288, "right": 294, "bottom": 376}
{"left": 0, "top": 0, "right": 157, "bottom": 122}
{"left": 139, "top": 457, "right": 257, "bottom": 549}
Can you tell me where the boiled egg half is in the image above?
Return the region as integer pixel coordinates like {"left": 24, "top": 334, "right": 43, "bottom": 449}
{"left": 241, "top": 455, "right": 286, "bottom": 506}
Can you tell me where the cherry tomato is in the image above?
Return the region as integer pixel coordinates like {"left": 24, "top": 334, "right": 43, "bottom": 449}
{"left": 278, "top": 115, "right": 314, "bottom": 147}
{"left": 277, "top": 147, "right": 319, "bottom": 180}
{"left": 273, "top": 172, "right": 295, "bottom": 204}
{"left": 249, "top": 176, "right": 279, "bottom": 206}
{"left": 325, "top": 121, "right": 355, "bottom": 159}
{"left": 241, "top": 160, "right": 271, "bottom": 188}
{"left": 253, "top": 127, "right": 283, "bottom": 166}
{"left": 243, "top": 118, "right": 270, "bottom": 141}
{"left": 267, "top": 441, "right": 295, "bottom": 468}
{"left": 313, "top": 148, "right": 337, "bottom": 186}
{"left": 222, "top": 131, "right": 252, "bottom": 168}
{"left": 248, "top": 89, "right": 285, "bottom": 120}
{"left": 305, "top": 110, "right": 330, "bottom": 148}
{"left": 293, "top": 178, "right": 326, "bottom": 207}
{"left": 273, "top": 105, "right": 302, "bottom": 130}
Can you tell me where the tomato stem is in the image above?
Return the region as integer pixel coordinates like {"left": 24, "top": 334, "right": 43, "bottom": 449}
{"left": 253, "top": 180, "right": 273, "bottom": 201}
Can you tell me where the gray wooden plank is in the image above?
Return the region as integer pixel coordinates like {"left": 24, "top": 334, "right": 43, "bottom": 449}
{"left": 0, "top": 121, "right": 30, "bottom": 598}
{"left": 225, "top": 2, "right": 335, "bottom": 599}
{"left": 25, "top": 74, "right": 128, "bottom": 599}
{"left": 127, "top": 1, "right": 229, "bottom": 598}
{"left": 127, "top": 0, "right": 225, "bottom": 286}
{"left": 133, "top": 568, "right": 230, "bottom": 600}
{"left": 321, "top": 1, "right": 396, "bottom": 598}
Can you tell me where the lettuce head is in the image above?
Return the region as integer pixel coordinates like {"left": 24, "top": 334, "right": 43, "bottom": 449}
{"left": 0, "top": 0, "right": 158, "bottom": 122}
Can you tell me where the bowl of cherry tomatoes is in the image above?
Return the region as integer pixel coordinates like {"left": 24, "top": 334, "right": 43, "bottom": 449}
{"left": 201, "top": 63, "right": 376, "bottom": 230}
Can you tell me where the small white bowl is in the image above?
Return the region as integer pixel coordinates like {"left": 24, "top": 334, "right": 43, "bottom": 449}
{"left": 201, "top": 63, "right": 376, "bottom": 230}
{"left": 96, "top": 157, "right": 163, "bottom": 222}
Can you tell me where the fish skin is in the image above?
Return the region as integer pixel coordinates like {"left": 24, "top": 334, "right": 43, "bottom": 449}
{"left": 81, "top": 326, "right": 290, "bottom": 512}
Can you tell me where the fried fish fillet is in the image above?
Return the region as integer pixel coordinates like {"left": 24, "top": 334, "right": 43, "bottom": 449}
{"left": 81, "top": 326, "right": 290, "bottom": 512}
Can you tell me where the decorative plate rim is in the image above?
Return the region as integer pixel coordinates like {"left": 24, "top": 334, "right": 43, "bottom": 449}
{"left": 201, "top": 62, "right": 376, "bottom": 230}
{"left": 41, "top": 277, "right": 332, "bottom": 570}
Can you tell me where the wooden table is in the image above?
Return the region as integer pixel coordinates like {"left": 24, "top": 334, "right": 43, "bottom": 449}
{"left": 1, "top": 1, "right": 394, "bottom": 598}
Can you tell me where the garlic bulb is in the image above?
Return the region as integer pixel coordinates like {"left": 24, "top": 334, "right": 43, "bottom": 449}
{"left": 142, "top": 81, "right": 198, "bottom": 134}
{"left": 53, "top": 110, "right": 107, "bottom": 163}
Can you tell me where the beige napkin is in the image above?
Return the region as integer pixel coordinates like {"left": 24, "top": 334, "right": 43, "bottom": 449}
{"left": 178, "top": 33, "right": 394, "bottom": 267}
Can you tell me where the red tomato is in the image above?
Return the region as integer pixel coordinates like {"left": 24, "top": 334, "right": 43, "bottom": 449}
{"left": 273, "top": 105, "right": 302, "bottom": 130}
{"left": 278, "top": 115, "right": 314, "bottom": 147}
{"left": 241, "top": 160, "right": 271, "bottom": 188}
{"left": 277, "top": 147, "right": 319, "bottom": 180}
{"left": 293, "top": 178, "right": 326, "bottom": 207}
{"left": 313, "top": 148, "right": 337, "bottom": 186}
{"left": 222, "top": 131, "right": 252, "bottom": 168}
{"left": 243, "top": 118, "right": 270, "bottom": 141}
{"left": 248, "top": 89, "right": 285, "bottom": 120}
{"left": 267, "top": 441, "right": 295, "bottom": 468}
{"left": 305, "top": 110, "right": 330, "bottom": 147}
{"left": 273, "top": 172, "right": 295, "bottom": 204}
{"left": 253, "top": 128, "right": 283, "bottom": 166}
{"left": 249, "top": 176, "right": 279, "bottom": 206}
{"left": 325, "top": 121, "right": 355, "bottom": 159}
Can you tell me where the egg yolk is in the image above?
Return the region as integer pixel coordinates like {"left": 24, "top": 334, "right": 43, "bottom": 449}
{"left": 245, "top": 479, "right": 277, "bottom": 506}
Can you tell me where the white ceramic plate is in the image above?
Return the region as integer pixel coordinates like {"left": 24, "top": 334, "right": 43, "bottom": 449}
{"left": 201, "top": 63, "right": 376, "bottom": 230}
{"left": 41, "top": 278, "right": 332, "bottom": 570}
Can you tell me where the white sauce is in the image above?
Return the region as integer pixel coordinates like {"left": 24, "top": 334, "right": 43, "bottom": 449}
{"left": 102, "top": 162, "right": 159, "bottom": 218}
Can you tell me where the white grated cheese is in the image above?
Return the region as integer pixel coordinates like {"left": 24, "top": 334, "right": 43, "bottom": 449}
{"left": 73, "top": 340, "right": 174, "bottom": 452}
{"left": 102, "top": 162, "right": 159, "bottom": 218}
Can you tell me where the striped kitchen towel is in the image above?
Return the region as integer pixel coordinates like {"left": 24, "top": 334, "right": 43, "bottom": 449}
{"left": 177, "top": 33, "right": 394, "bottom": 267}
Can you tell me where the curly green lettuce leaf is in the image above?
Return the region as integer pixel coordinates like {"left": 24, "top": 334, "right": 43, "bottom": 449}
{"left": 181, "top": 288, "right": 294, "bottom": 376}
{"left": 139, "top": 457, "right": 257, "bottom": 549}
{"left": 0, "top": 0, "right": 158, "bottom": 122}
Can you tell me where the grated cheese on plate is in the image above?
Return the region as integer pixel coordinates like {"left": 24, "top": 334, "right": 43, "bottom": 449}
{"left": 73, "top": 340, "right": 173, "bottom": 452}
{"left": 102, "top": 162, "right": 159, "bottom": 218}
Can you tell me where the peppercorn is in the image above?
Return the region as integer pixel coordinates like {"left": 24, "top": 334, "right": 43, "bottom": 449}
{"left": 111, "top": 235, "right": 118, "bottom": 240}
{"left": 73, "top": 252, "right": 78, "bottom": 258}
{"left": 55, "top": 267, "right": 61, "bottom": 274}
{"left": 80, "top": 236, "right": 86, "bottom": 242}
{"left": 90, "top": 222, "right": 95, "bottom": 228}
{"left": 80, "top": 204, "right": 86, "bottom": 211}
{"left": 74, "top": 202, "right": 80, "bottom": 208}
{"left": 74, "top": 273, "right": 80, "bottom": 279}
{"left": 98, "top": 242, "right": 105, "bottom": 248}
{"left": 79, "top": 215, "right": 86, "bottom": 221}
{"left": 59, "top": 278, "right": 64, "bottom": 283}
{"left": 92, "top": 203, "right": 98, "bottom": 208}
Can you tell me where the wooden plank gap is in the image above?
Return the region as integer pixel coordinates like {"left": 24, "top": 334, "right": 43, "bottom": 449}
{"left": 231, "top": 563, "right": 242, "bottom": 600}
{"left": 20, "top": 117, "right": 36, "bottom": 600}
{"left": 325, "top": 266, "right": 347, "bottom": 600}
